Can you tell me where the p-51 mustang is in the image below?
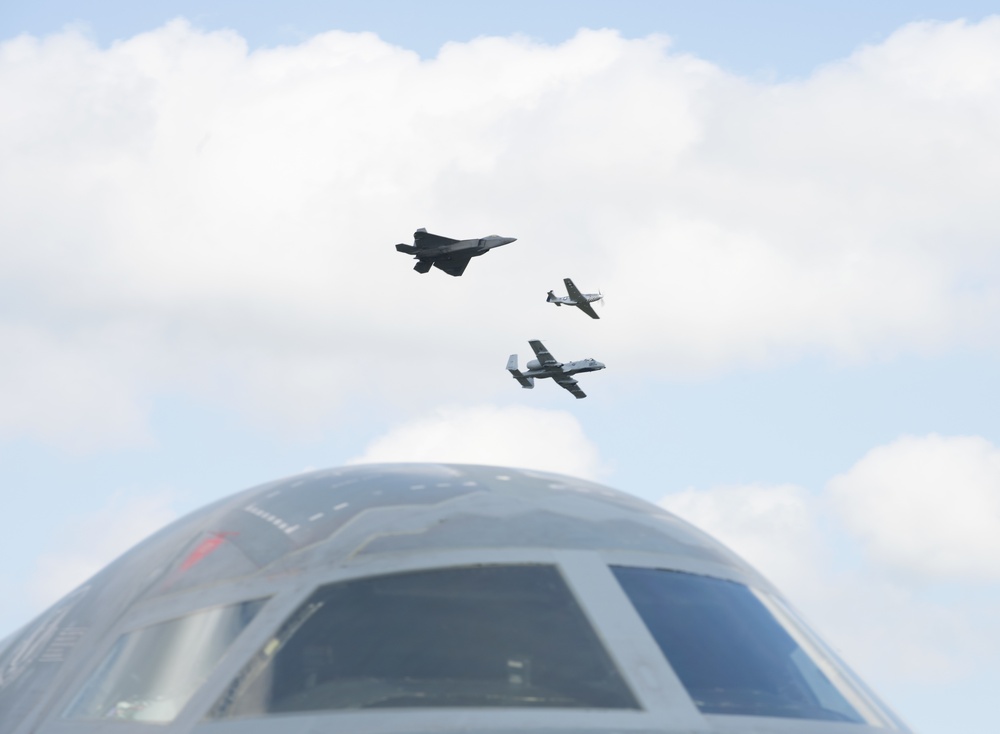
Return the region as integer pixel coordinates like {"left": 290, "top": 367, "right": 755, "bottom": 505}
{"left": 395, "top": 228, "right": 517, "bottom": 276}
{"left": 507, "top": 339, "right": 605, "bottom": 399}
{"left": 546, "top": 278, "right": 603, "bottom": 319}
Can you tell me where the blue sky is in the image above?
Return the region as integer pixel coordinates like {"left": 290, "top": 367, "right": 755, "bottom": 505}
{"left": 5, "top": 0, "right": 1000, "bottom": 73}
{"left": 2, "top": 3, "right": 1000, "bottom": 733}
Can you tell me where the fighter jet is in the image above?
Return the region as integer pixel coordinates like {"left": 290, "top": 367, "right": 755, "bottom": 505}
{"left": 507, "top": 339, "right": 605, "bottom": 399}
{"left": 395, "top": 228, "right": 516, "bottom": 276}
{"left": 546, "top": 277, "right": 603, "bottom": 319}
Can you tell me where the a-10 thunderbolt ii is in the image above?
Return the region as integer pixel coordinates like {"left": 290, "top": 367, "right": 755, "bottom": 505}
{"left": 546, "top": 277, "right": 603, "bottom": 319}
{"left": 507, "top": 339, "right": 605, "bottom": 399}
{"left": 395, "top": 228, "right": 517, "bottom": 276}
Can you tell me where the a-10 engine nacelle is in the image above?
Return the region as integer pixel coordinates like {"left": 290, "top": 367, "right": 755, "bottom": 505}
{"left": 526, "top": 359, "right": 542, "bottom": 370}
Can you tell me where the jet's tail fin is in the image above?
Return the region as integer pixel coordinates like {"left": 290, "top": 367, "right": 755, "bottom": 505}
{"left": 413, "top": 259, "right": 432, "bottom": 274}
{"left": 546, "top": 290, "right": 557, "bottom": 303}
{"left": 506, "top": 355, "right": 534, "bottom": 389}
{"left": 396, "top": 243, "right": 418, "bottom": 254}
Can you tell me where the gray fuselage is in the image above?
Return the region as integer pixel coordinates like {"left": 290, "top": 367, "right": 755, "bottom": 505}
{"left": 420, "top": 235, "right": 516, "bottom": 257}
{"left": 0, "top": 463, "right": 911, "bottom": 734}
{"left": 523, "top": 358, "right": 605, "bottom": 378}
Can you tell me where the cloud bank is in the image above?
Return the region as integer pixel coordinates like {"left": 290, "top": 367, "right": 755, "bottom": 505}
{"left": 829, "top": 433, "right": 1000, "bottom": 580}
{"left": 3, "top": 19, "right": 1000, "bottom": 448}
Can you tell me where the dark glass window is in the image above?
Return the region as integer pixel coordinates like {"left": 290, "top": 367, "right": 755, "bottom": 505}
{"left": 65, "top": 599, "right": 266, "bottom": 723}
{"left": 612, "top": 567, "right": 867, "bottom": 723}
{"left": 211, "top": 565, "right": 637, "bottom": 716}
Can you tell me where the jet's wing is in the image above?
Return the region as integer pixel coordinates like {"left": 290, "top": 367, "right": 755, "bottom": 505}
{"left": 564, "top": 278, "right": 599, "bottom": 319}
{"left": 553, "top": 374, "right": 587, "bottom": 399}
{"left": 413, "top": 229, "right": 459, "bottom": 250}
{"left": 433, "top": 254, "right": 473, "bottom": 277}
{"left": 528, "top": 340, "right": 560, "bottom": 367}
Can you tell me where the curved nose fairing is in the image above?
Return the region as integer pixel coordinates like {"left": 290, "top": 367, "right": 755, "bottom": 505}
{"left": 7, "top": 465, "right": 911, "bottom": 734}
{"left": 481, "top": 235, "right": 517, "bottom": 248}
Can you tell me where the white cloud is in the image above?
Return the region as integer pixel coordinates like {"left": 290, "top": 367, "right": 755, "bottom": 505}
{"left": 828, "top": 433, "right": 1000, "bottom": 580}
{"left": 348, "top": 404, "right": 604, "bottom": 479}
{"left": 27, "top": 492, "right": 178, "bottom": 610}
{"left": 3, "top": 19, "right": 1000, "bottom": 445}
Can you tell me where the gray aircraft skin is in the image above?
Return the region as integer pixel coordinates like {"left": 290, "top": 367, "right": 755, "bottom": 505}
{"left": 507, "top": 339, "right": 605, "bottom": 399}
{"left": 0, "top": 463, "right": 912, "bottom": 734}
{"left": 546, "top": 278, "right": 603, "bottom": 319}
{"left": 395, "top": 228, "right": 517, "bottom": 276}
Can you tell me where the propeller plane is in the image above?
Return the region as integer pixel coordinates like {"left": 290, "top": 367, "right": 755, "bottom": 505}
{"left": 546, "top": 278, "right": 603, "bottom": 319}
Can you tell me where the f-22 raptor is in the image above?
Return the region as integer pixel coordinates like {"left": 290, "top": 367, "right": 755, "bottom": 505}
{"left": 507, "top": 339, "right": 605, "bottom": 399}
{"left": 395, "top": 228, "right": 517, "bottom": 276}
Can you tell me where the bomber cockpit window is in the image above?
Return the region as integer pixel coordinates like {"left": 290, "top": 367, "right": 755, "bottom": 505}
{"left": 64, "top": 599, "right": 266, "bottom": 723}
{"left": 612, "top": 567, "right": 896, "bottom": 726}
{"left": 210, "top": 565, "right": 637, "bottom": 716}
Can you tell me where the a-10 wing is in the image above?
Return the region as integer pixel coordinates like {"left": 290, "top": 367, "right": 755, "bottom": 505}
{"left": 528, "top": 340, "right": 560, "bottom": 367}
{"left": 564, "top": 278, "right": 599, "bottom": 320}
{"left": 553, "top": 374, "right": 586, "bottom": 399}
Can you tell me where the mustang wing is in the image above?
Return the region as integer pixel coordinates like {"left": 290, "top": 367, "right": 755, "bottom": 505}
{"left": 413, "top": 228, "right": 459, "bottom": 249}
{"left": 553, "top": 374, "right": 587, "bottom": 399}
{"left": 528, "top": 340, "right": 560, "bottom": 367}
{"left": 563, "top": 278, "right": 584, "bottom": 301}
{"left": 432, "top": 254, "right": 473, "bottom": 277}
{"left": 576, "top": 300, "right": 600, "bottom": 320}
{"left": 564, "top": 278, "right": 599, "bottom": 319}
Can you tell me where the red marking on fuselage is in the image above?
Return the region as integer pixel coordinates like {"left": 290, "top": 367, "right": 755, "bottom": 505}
{"left": 177, "top": 531, "right": 238, "bottom": 573}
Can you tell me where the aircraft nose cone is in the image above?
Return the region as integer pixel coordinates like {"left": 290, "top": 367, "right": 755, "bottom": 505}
{"left": 501, "top": 237, "right": 517, "bottom": 245}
